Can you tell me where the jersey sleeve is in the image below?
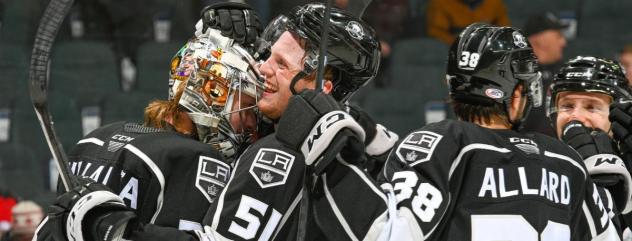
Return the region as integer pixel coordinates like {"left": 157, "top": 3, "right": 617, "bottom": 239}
{"left": 203, "top": 136, "right": 306, "bottom": 240}
{"left": 574, "top": 177, "right": 621, "bottom": 241}
{"left": 379, "top": 125, "right": 461, "bottom": 240}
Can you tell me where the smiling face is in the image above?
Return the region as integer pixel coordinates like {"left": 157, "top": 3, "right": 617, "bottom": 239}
{"left": 555, "top": 91, "right": 612, "bottom": 138}
{"left": 257, "top": 31, "right": 315, "bottom": 120}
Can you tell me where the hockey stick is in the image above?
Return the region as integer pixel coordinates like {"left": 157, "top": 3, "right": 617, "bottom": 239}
{"left": 295, "top": 1, "right": 333, "bottom": 240}
{"left": 29, "top": 0, "right": 78, "bottom": 192}
{"left": 296, "top": 0, "right": 375, "bottom": 239}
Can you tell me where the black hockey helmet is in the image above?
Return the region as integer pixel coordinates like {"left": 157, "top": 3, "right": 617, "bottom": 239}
{"left": 447, "top": 23, "right": 542, "bottom": 128}
{"left": 546, "top": 56, "right": 632, "bottom": 121}
{"left": 261, "top": 2, "right": 380, "bottom": 102}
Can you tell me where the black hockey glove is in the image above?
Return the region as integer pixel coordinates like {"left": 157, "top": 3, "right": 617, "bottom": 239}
{"left": 48, "top": 179, "right": 137, "bottom": 241}
{"left": 276, "top": 90, "right": 366, "bottom": 175}
{"left": 561, "top": 120, "right": 632, "bottom": 214}
{"left": 610, "top": 101, "right": 632, "bottom": 156}
{"left": 197, "top": 2, "right": 261, "bottom": 48}
{"left": 346, "top": 104, "right": 399, "bottom": 176}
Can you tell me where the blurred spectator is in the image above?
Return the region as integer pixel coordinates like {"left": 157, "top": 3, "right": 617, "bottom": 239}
{"left": 0, "top": 192, "right": 17, "bottom": 240}
{"left": 362, "top": 0, "right": 409, "bottom": 87}
{"left": 521, "top": 11, "right": 568, "bottom": 137}
{"left": 426, "top": 0, "right": 511, "bottom": 45}
{"left": 2, "top": 201, "right": 43, "bottom": 241}
{"left": 619, "top": 44, "right": 632, "bottom": 85}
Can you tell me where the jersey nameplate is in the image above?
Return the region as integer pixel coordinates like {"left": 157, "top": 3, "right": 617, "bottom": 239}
{"left": 396, "top": 131, "right": 443, "bottom": 166}
{"left": 249, "top": 148, "right": 295, "bottom": 189}
{"left": 196, "top": 156, "right": 231, "bottom": 203}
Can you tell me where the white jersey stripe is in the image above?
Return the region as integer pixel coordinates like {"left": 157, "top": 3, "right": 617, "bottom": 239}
{"left": 323, "top": 174, "right": 360, "bottom": 241}
{"left": 124, "top": 144, "right": 165, "bottom": 224}
{"left": 271, "top": 190, "right": 303, "bottom": 241}
{"left": 77, "top": 137, "right": 104, "bottom": 146}
{"left": 448, "top": 144, "right": 511, "bottom": 180}
{"left": 544, "top": 151, "right": 586, "bottom": 178}
{"left": 583, "top": 201, "right": 598, "bottom": 238}
{"left": 338, "top": 155, "right": 388, "bottom": 202}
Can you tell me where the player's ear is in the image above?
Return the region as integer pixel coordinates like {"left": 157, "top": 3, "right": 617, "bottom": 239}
{"left": 322, "top": 80, "right": 334, "bottom": 94}
{"left": 510, "top": 84, "right": 525, "bottom": 118}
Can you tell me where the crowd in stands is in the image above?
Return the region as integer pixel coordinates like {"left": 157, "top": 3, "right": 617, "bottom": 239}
{"left": 0, "top": 0, "right": 631, "bottom": 222}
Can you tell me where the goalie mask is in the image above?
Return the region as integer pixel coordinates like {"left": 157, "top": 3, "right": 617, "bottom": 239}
{"left": 260, "top": 3, "right": 380, "bottom": 102}
{"left": 168, "top": 31, "right": 264, "bottom": 159}
{"left": 546, "top": 56, "right": 632, "bottom": 123}
{"left": 447, "top": 23, "right": 543, "bottom": 130}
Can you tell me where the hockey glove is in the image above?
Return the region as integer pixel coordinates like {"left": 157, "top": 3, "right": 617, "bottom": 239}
{"left": 48, "top": 179, "right": 137, "bottom": 241}
{"left": 561, "top": 120, "right": 632, "bottom": 214}
{"left": 610, "top": 101, "right": 632, "bottom": 156}
{"left": 196, "top": 2, "right": 261, "bottom": 49}
{"left": 276, "top": 90, "right": 366, "bottom": 175}
{"left": 346, "top": 104, "right": 398, "bottom": 176}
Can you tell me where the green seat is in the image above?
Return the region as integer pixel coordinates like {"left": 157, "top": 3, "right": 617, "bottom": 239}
{"left": 50, "top": 41, "right": 120, "bottom": 99}
{"left": 0, "top": 44, "right": 28, "bottom": 100}
{"left": 391, "top": 38, "right": 448, "bottom": 67}
{"left": 0, "top": 143, "right": 46, "bottom": 200}
{"left": 0, "top": 0, "right": 43, "bottom": 45}
{"left": 136, "top": 41, "right": 182, "bottom": 96}
{"left": 102, "top": 91, "right": 156, "bottom": 125}
{"left": 362, "top": 89, "right": 426, "bottom": 137}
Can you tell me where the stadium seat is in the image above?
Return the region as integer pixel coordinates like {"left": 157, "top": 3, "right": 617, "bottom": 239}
{"left": 362, "top": 89, "right": 427, "bottom": 137}
{"left": 102, "top": 91, "right": 156, "bottom": 125}
{"left": 50, "top": 41, "right": 120, "bottom": 99}
{"left": 136, "top": 41, "right": 182, "bottom": 96}
{"left": 0, "top": 143, "right": 47, "bottom": 200}
{"left": 391, "top": 37, "right": 448, "bottom": 67}
{"left": 0, "top": 44, "right": 28, "bottom": 101}
{"left": 565, "top": 37, "right": 620, "bottom": 60}
{"left": 0, "top": 0, "right": 43, "bottom": 45}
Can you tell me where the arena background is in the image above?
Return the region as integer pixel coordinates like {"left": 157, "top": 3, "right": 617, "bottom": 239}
{"left": 0, "top": 0, "right": 630, "bottom": 206}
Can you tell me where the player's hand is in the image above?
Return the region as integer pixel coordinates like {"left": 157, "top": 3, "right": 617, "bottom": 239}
{"left": 562, "top": 120, "right": 632, "bottom": 214}
{"left": 48, "top": 179, "right": 137, "bottom": 241}
{"left": 276, "top": 90, "right": 366, "bottom": 174}
{"left": 196, "top": 2, "right": 261, "bottom": 49}
{"left": 346, "top": 104, "right": 398, "bottom": 156}
{"left": 610, "top": 101, "right": 632, "bottom": 155}
{"left": 346, "top": 104, "right": 398, "bottom": 176}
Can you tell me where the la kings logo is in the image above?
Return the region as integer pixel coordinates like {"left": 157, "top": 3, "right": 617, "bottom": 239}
{"left": 396, "top": 131, "right": 442, "bottom": 166}
{"left": 250, "top": 148, "right": 295, "bottom": 189}
{"left": 196, "top": 156, "right": 231, "bottom": 203}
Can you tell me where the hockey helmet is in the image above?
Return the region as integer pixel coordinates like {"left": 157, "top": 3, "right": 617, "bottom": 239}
{"left": 168, "top": 30, "right": 264, "bottom": 159}
{"left": 447, "top": 23, "right": 542, "bottom": 128}
{"left": 260, "top": 3, "right": 380, "bottom": 102}
{"left": 546, "top": 56, "right": 632, "bottom": 121}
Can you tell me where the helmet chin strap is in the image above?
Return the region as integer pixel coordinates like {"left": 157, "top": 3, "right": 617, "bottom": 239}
{"left": 289, "top": 70, "right": 309, "bottom": 95}
{"left": 509, "top": 87, "right": 531, "bottom": 131}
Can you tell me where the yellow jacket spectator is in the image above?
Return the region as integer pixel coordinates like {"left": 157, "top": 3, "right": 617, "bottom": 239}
{"left": 426, "top": 0, "right": 511, "bottom": 44}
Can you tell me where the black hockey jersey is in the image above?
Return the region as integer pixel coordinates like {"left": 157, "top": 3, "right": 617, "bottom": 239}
{"left": 34, "top": 122, "right": 231, "bottom": 241}
{"left": 379, "top": 119, "right": 618, "bottom": 240}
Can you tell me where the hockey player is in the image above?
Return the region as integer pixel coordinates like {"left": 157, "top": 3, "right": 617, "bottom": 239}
{"left": 546, "top": 56, "right": 632, "bottom": 235}
{"left": 36, "top": 3, "right": 396, "bottom": 241}
{"left": 33, "top": 10, "right": 264, "bottom": 241}
{"left": 373, "top": 23, "right": 620, "bottom": 240}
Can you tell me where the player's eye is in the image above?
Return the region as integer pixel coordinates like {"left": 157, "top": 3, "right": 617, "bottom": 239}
{"left": 558, "top": 103, "right": 573, "bottom": 112}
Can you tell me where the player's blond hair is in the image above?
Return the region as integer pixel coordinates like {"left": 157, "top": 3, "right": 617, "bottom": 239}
{"left": 143, "top": 81, "right": 186, "bottom": 129}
